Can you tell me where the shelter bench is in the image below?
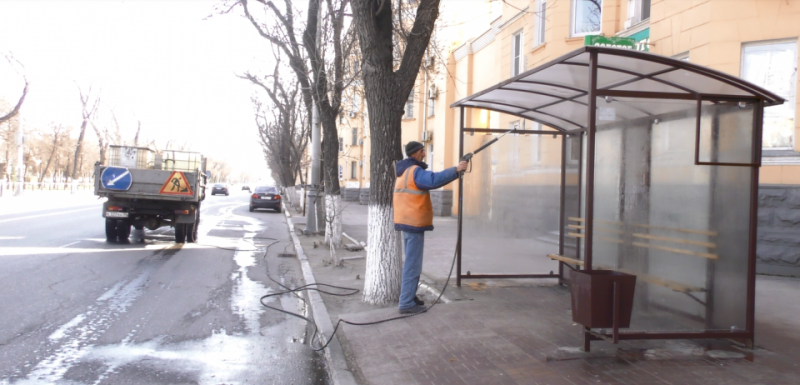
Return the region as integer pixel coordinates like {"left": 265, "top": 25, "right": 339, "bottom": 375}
{"left": 552, "top": 216, "right": 716, "bottom": 296}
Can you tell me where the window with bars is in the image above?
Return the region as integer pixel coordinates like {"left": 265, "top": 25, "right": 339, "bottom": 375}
{"left": 339, "top": 137, "right": 344, "bottom": 152}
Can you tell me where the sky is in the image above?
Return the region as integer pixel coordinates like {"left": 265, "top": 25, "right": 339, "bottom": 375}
{"left": 0, "top": 0, "right": 499, "bottom": 183}
{"left": 0, "top": 0, "right": 271, "bottom": 181}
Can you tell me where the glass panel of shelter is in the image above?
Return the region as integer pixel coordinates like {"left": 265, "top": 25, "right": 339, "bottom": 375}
{"left": 585, "top": 96, "right": 756, "bottom": 332}
{"left": 459, "top": 124, "right": 567, "bottom": 280}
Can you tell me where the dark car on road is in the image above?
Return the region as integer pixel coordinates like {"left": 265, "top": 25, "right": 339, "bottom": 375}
{"left": 211, "top": 183, "right": 229, "bottom": 196}
{"left": 250, "top": 186, "right": 281, "bottom": 212}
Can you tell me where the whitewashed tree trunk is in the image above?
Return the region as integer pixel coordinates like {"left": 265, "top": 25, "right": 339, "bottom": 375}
{"left": 363, "top": 204, "right": 403, "bottom": 305}
{"left": 324, "top": 194, "right": 343, "bottom": 248}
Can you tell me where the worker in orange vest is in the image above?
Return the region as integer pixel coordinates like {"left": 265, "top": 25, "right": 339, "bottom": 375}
{"left": 394, "top": 141, "right": 468, "bottom": 314}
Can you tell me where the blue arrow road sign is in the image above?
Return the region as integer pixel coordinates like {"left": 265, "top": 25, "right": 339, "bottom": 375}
{"left": 101, "top": 167, "right": 132, "bottom": 191}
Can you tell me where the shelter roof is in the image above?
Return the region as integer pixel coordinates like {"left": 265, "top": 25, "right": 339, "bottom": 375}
{"left": 451, "top": 46, "right": 785, "bottom": 132}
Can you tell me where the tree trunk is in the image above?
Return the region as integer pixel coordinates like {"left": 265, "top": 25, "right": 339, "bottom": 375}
{"left": 351, "top": 0, "right": 441, "bottom": 304}
{"left": 39, "top": 135, "right": 58, "bottom": 184}
{"left": 71, "top": 120, "right": 88, "bottom": 180}
{"left": 321, "top": 110, "right": 343, "bottom": 247}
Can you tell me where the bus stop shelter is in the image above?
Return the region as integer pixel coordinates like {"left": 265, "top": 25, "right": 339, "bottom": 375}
{"left": 450, "top": 46, "right": 784, "bottom": 350}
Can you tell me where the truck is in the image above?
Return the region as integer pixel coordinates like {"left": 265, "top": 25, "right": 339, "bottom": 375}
{"left": 94, "top": 145, "right": 207, "bottom": 243}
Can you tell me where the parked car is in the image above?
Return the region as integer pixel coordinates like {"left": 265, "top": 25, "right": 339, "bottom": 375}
{"left": 211, "top": 183, "right": 229, "bottom": 196}
{"left": 250, "top": 186, "right": 281, "bottom": 213}
{"left": 242, "top": 185, "right": 250, "bottom": 191}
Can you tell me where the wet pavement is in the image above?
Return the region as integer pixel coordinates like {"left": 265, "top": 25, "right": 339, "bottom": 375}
{"left": 291, "top": 202, "right": 800, "bottom": 385}
{"left": 0, "top": 192, "right": 329, "bottom": 385}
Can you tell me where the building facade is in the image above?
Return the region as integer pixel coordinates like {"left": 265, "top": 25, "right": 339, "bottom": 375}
{"left": 432, "top": 0, "right": 800, "bottom": 275}
{"left": 333, "top": 0, "right": 800, "bottom": 275}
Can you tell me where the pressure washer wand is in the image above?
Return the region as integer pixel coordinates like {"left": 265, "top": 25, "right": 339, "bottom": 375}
{"left": 460, "top": 129, "right": 513, "bottom": 176}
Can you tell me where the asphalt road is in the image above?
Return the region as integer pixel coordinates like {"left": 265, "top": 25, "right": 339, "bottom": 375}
{"left": 0, "top": 191, "right": 329, "bottom": 385}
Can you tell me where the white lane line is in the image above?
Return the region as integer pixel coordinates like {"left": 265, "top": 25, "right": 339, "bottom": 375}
{"left": 0, "top": 207, "right": 96, "bottom": 224}
{"left": 60, "top": 241, "right": 82, "bottom": 248}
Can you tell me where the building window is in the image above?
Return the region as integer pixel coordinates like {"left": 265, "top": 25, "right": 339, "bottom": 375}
{"left": 338, "top": 165, "right": 343, "bottom": 180}
{"left": 511, "top": 31, "right": 523, "bottom": 76}
{"left": 352, "top": 128, "right": 358, "bottom": 145}
{"left": 535, "top": 0, "right": 546, "bottom": 46}
{"left": 351, "top": 161, "right": 357, "bottom": 179}
{"left": 404, "top": 89, "right": 414, "bottom": 118}
{"left": 339, "top": 137, "right": 344, "bottom": 152}
{"left": 572, "top": 0, "right": 603, "bottom": 36}
{"left": 427, "top": 97, "right": 435, "bottom": 117}
{"left": 741, "top": 40, "right": 797, "bottom": 149}
{"left": 427, "top": 144, "right": 434, "bottom": 168}
{"left": 626, "top": 0, "right": 650, "bottom": 26}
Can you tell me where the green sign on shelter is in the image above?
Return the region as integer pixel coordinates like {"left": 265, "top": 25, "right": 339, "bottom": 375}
{"left": 584, "top": 31, "right": 650, "bottom": 52}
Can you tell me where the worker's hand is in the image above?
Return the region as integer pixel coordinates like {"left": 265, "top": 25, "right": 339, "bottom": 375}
{"left": 456, "top": 161, "right": 468, "bottom": 173}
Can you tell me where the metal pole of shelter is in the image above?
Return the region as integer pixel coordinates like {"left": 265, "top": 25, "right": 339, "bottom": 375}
{"left": 745, "top": 97, "right": 764, "bottom": 347}
{"left": 584, "top": 51, "right": 599, "bottom": 270}
{"left": 456, "top": 106, "right": 465, "bottom": 287}
{"left": 558, "top": 133, "right": 567, "bottom": 284}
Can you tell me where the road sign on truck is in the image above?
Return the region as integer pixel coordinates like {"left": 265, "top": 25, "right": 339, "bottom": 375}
{"left": 100, "top": 167, "right": 132, "bottom": 191}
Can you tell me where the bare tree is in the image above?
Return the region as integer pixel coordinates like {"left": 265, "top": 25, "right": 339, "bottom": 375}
{"left": 134, "top": 120, "right": 141, "bottom": 146}
{"left": 0, "top": 53, "right": 28, "bottom": 125}
{"left": 72, "top": 85, "right": 100, "bottom": 180}
{"left": 38, "top": 124, "right": 64, "bottom": 184}
{"left": 90, "top": 114, "right": 112, "bottom": 165}
{"left": 244, "top": 59, "right": 309, "bottom": 190}
{"left": 238, "top": 0, "right": 357, "bottom": 246}
{"left": 351, "top": 0, "right": 442, "bottom": 304}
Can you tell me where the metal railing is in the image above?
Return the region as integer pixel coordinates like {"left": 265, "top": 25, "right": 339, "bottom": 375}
{"left": 0, "top": 181, "right": 95, "bottom": 197}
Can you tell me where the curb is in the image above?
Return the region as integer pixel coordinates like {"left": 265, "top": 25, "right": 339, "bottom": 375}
{"left": 283, "top": 209, "right": 358, "bottom": 385}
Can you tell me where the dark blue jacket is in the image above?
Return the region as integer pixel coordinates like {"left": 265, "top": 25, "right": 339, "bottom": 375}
{"left": 394, "top": 157, "right": 459, "bottom": 232}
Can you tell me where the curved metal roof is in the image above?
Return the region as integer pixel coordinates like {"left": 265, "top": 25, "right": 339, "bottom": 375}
{"left": 451, "top": 46, "right": 785, "bottom": 132}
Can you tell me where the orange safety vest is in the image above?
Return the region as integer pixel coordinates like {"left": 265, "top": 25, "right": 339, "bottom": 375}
{"left": 393, "top": 165, "right": 433, "bottom": 228}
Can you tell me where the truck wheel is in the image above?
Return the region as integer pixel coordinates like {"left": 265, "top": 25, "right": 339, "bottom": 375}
{"left": 186, "top": 222, "right": 198, "bottom": 243}
{"left": 105, "top": 219, "right": 118, "bottom": 242}
{"left": 175, "top": 224, "right": 187, "bottom": 243}
{"left": 117, "top": 220, "right": 131, "bottom": 240}
{"left": 186, "top": 209, "right": 199, "bottom": 243}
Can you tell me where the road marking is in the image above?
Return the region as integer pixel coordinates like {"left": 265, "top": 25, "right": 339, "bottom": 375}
{"left": 0, "top": 244, "right": 212, "bottom": 256}
{"left": 0, "top": 207, "right": 96, "bottom": 224}
{"left": 60, "top": 241, "right": 81, "bottom": 248}
{"left": 0, "top": 236, "right": 24, "bottom": 240}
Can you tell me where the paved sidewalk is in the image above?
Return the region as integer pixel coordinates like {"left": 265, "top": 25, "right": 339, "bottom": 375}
{"left": 291, "top": 201, "right": 800, "bottom": 385}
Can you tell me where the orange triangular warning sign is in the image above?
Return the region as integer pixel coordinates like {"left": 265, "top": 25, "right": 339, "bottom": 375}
{"left": 159, "top": 171, "right": 194, "bottom": 196}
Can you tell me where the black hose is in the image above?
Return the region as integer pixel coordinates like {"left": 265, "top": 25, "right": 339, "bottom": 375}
{"left": 258, "top": 235, "right": 460, "bottom": 352}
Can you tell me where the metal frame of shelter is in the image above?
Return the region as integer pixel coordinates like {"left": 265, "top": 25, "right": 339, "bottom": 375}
{"left": 450, "top": 46, "right": 784, "bottom": 349}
